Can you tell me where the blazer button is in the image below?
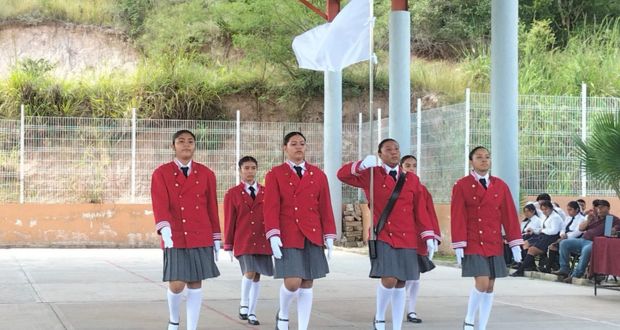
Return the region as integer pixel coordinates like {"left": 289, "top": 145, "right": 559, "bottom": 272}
{"left": 294, "top": 207, "right": 298, "bottom": 211}
{"left": 175, "top": 183, "right": 179, "bottom": 187}
{"left": 479, "top": 230, "right": 483, "bottom": 234}
{"left": 289, "top": 182, "right": 293, "bottom": 186}
{"left": 196, "top": 194, "right": 199, "bottom": 197}
{"left": 253, "top": 243, "right": 257, "bottom": 246}
{"left": 182, "top": 219, "right": 186, "bottom": 223}
{"left": 480, "top": 242, "right": 484, "bottom": 245}
{"left": 179, "top": 195, "right": 182, "bottom": 198}
{"left": 195, "top": 181, "right": 199, "bottom": 184}
{"left": 252, "top": 232, "right": 256, "bottom": 235}
{"left": 296, "top": 219, "right": 299, "bottom": 223}
{"left": 251, "top": 221, "right": 255, "bottom": 225}
{"left": 312, "top": 228, "right": 316, "bottom": 232}
{"left": 181, "top": 207, "right": 184, "bottom": 211}
{"left": 473, "top": 196, "right": 477, "bottom": 200}
{"left": 389, "top": 233, "right": 392, "bottom": 236}
{"left": 250, "top": 211, "right": 254, "bottom": 214}
{"left": 195, "top": 206, "right": 199, "bottom": 209}
{"left": 387, "top": 221, "right": 391, "bottom": 225}
{"left": 184, "top": 232, "right": 187, "bottom": 235}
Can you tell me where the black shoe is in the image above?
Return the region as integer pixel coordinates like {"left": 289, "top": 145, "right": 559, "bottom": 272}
{"left": 373, "top": 318, "right": 386, "bottom": 330}
{"left": 407, "top": 312, "right": 422, "bottom": 323}
{"left": 247, "top": 314, "right": 260, "bottom": 326}
{"left": 463, "top": 321, "right": 474, "bottom": 330}
{"left": 510, "top": 271, "right": 524, "bottom": 277}
{"left": 239, "top": 305, "right": 248, "bottom": 320}
{"left": 551, "top": 270, "right": 569, "bottom": 277}
{"left": 275, "top": 309, "right": 288, "bottom": 330}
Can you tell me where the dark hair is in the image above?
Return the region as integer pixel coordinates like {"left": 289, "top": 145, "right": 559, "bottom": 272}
{"left": 539, "top": 200, "right": 554, "bottom": 210}
{"left": 536, "top": 193, "right": 551, "bottom": 202}
{"left": 400, "top": 154, "right": 416, "bottom": 165}
{"left": 172, "top": 130, "right": 196, "bottom": 144}
{"left": 238, "top": 156, "right": 258, "bottom": 168}
{"left": 283, "top": 131, "right": 306, "bottom": 145}
{"left": 592, "top": 199, "right": 602, "bottom": 207}
{"left": 523, "top": 203, "right": 539, "bottom": 217}
{"left": 577, "top": 199, "right": 586, "bottom": 204}
{"left": 567, "top": 201, "right": 580, "bottom": 211}
{"left": 598, "top": 199, "right": 610, "bottom": 207}
{"left": 468, "top": 146, "right": 488, "bottom": 160}
{"left": 378, "top": 138, "right": 398, "bottom": 153}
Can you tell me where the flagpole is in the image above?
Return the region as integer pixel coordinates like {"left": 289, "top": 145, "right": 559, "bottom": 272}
{"left": 368, "top": 0, "right": 375, "bottom": 242}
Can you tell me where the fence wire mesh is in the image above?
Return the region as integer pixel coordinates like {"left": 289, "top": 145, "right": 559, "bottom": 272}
{"left": 1, "top": 92, "right": 619, "bottom": 204}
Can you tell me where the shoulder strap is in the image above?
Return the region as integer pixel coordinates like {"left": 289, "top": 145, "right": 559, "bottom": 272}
{"left": 375, "top": 172, "right": 406, "bottom": 235}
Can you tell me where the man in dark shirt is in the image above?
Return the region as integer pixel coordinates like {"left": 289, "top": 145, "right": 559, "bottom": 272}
{"left": 552, "top": 199, "right": 620, "bottom": 282}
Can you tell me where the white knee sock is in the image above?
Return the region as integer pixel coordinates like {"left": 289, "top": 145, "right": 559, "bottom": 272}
{"left": 465, "top": 288, "right": 484, "bottom": 325}
{"left": 297, "top": 288, "right": 313, "bottom": 330}
{"left": 167, "top": 289, "right": 182, "bottom": 324}
{"left": 278, "top": 284, "right": 298, "bottom": 330}
{"left": 375, "top": 283, "right": 393, "bottom": 328}
{"left": 405, "top": 280, "right": 420, "bottom": 315}
{"left": 186, "top": 288, "right": 202, "bottom": 330}
{"left": 478, "top": 292, "right": 494, "bottom": 330}
{"left": 240, "top": 276, "right": 252, "bottom": 310}
{"left": 248, "top": 280, "right": 261, "bottom": 316}
{"left": 391, "top": 287, "right": 406, "bottom": 330}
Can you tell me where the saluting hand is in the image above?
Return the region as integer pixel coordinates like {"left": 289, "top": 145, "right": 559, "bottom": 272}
{"left": 160, "top": 227, "right": 174, "bottom": 248}
{"left": 270, "top": 236, "right": 283, "bottom": 259}
{"left": 359, "top": 155, "right": 380, "bottom": 170}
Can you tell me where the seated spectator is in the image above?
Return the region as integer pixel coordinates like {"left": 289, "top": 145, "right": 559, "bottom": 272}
{"left": 543, "top": 201, "right": 586, "bottom": 272}
{"left": 552, "top": 199, "right": 620, "bottom": 283}
{"left": 532, "top": 193, "right": 567, "bottom": 220}
{"left": 511, "top": 200, "right": 563, "bottom": 276}
{"left": 576, "top": 199, "right": 586, "bottom": 215}
{"left": 521, "top": 204, "right": 542, "bottom": 248}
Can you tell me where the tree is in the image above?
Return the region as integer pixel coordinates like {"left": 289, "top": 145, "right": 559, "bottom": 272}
{"left": 575, "top": 112, "right": 620, "bottom": 198}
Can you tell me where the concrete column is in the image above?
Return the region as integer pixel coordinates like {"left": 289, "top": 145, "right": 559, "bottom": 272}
{"left": 388, "top": 0, "right": 411, "bottom": 153}
{"left": 324, "top": 71, "right": 343, "bottom": 239}
{"left": 491, "top": 0, "right": 519, "bottom": 209}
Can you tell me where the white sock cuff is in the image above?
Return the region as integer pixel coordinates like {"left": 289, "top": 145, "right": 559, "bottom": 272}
{"left": 299, "top": 288, "right": 313, "bottom": 294}
{"left": 281, "top": 284, "right": 299, "bottom": 295}
{"left": 167, "top": 289, "right": 182, "bottom": 296}
{"left": 187, "top": 288, "right": 202, "bottom": 294}
{"left": 378, "top": 283, "right": 393, "bottom": 292}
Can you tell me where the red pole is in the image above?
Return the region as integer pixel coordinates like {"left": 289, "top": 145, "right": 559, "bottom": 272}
{"left": 326, "top": 0, "right": 340, "bottom": 22}
{"left": 391, "top": 0, "right": 408, "bottom": 11}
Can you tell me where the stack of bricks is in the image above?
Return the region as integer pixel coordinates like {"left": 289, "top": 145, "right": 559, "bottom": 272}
{"left": 340, "top": 203, "right": 365, "bottom": 247}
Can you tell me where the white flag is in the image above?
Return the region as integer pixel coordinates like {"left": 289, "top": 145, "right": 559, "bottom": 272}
{"left": 292, "top": 0, "right": 371, "bottom": 72}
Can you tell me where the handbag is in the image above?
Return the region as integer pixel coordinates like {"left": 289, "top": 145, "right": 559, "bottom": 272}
{"left": 369, "top": 172, "right": 406, "bottom": 259}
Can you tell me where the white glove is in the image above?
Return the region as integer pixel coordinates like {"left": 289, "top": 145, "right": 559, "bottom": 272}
{"left": 434, "top": 239, "right": 440, "bottom": 251}
{"left": 270, "top": 236, "right": 283, "bottom": 259}
{"left": 160, "top": 226, "right": 173, "bottom": 248}
{"left": 213, "top": 240, "right": 221, "bottom": 261}
{"left": 228, "top": 250, "right": 234, "bottom": 262}
{"left": 426, "top": 239, "right": 436, "bottom": 261}
{"left": 511, "top": 246, "right": 522, "bottom": 263}
{"left": 325, "top": 238, "right": 334, "bottom": 260}
{"left": 359, "top": 155, "right": 379, "bottom": 170}
{"left": 455, "top": 248, "right": 464, "bottom": 266}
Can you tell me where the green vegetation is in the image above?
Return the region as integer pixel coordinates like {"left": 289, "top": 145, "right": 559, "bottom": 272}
{"left": 0, "top": 0, "right": 618, "bottom": 120}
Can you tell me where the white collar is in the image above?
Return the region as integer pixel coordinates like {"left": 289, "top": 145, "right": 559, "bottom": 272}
{"left": 174, "top": 158, "right": 192, "bottom": 170}
{"left": 383, "top": 164, "right": 399, "bottom": 174}
{"left": 471, "top": 170, "right": 489, "bottom": 182}
{"left": 286, "top": 160, "right": 306, "bottom": 170}
{"left": 244, "top": 181, "right": 258, "bottom": 193}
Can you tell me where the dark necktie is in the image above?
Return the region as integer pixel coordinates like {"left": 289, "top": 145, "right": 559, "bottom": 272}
{"left": 181, "top": 166, "right": 189, "bottom": 177}
{"left": 249, "top": 186, "right": 256, "bottom": 200}
{"left": 479, "top": 178, "right": 487, "bottom": 189}
{"left": 294, "top": 165, "right": 303, "bottom": 178}
{"left": 522, "top": 219, "right": 531, "bottom": 234}
{"left": 389, "top": 170, "right": 397, "bottom": 181}
{"left": 565, "top": 216, "right": 575, "bottom": 232}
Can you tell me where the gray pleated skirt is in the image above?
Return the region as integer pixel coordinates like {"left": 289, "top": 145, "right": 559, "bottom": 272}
{"left": 369, "top": 240, "right": 420, "bottom": 281}
{"left": 163, "top": 247, "right": 220, "bottom": 282}
{"left": 462, "top": 254, "right": 508, "bottom": 279}
{"left": 238, "top": 254, "right": 274, "bottom": 276}
{"left": 274, "top": 239, "right": 329, "bottom": 280}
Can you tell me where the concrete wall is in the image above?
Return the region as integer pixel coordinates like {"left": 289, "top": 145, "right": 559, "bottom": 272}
{"left": 1, "top": 195, "right": 617, "bottom": 248}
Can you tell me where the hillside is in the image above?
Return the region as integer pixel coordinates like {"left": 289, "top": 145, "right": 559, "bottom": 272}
{"left": 0, "top": 0, "right": 618, "bottom": 121}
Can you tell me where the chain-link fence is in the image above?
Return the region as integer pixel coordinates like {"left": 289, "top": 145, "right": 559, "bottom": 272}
{"left": 1, "top": 91, "right": 619, "bottom": 204}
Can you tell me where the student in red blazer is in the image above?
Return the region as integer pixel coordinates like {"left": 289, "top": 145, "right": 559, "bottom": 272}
{"left": 264, "top": 132, "right": 337, "bottom": 330}
{"left": 338, "top": 139, "right": 436, "bottom": 330}
{"left": 151, "top": 130, "right": 221, "bottom": 330}
{"left": 400, "top": 155, "right": 442, "bottom": 325}
{"left": 223, "top": 156, "right": 273, "bottom": 326}
{"left": 450, "top": 146, "right": 523, "bottom": 330}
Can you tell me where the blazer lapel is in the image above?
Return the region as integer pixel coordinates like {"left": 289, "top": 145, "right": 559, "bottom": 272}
{"left": 239, "top": 183, "right": 254, "bottom": 207}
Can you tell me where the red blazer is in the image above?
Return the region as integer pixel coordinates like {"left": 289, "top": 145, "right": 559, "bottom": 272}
{"left": 223, "top": 183, "right": 272, "bottom": 256}
{"left": 337, "top": 161, "right": 435, "bottom": 249}
{"left": 417, "top": 185, "right": 442, "bottom": 255}
{"left": 450, "top": 174, "right": 523, "bottom": 256}
{"left": 263, "top": 163, "right": 337, "bottom": 249}
{"left": 151, "top": 161, "right": 221, "bottom": 249}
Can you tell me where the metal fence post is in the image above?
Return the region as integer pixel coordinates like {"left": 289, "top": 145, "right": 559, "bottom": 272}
{"left": 377, "top": 108, "right": 382, "bottom": 143}
{"left": 357, "top": 112, "right": 362, "bottom": 201}
{"left": 19, "top": 104, "right": 25, "bottom": 204}
{"left": 131, "top": 108, "right": 136, "bottom": 203}
{"left": 464, "top": 88, "right": 471, "bottom": 175}
{"left": 581, "top": 83, "right": 587, "bottom": 197}
{"left": 236, "top": 110, "right": 240, "bottom": 185}
{"left": 416, "top": 98, "right": 422, "bottom": 180}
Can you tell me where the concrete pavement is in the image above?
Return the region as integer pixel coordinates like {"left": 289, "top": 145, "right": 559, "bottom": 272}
{"left": 1, "top": 248, "right": 619, "bottom": 329}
